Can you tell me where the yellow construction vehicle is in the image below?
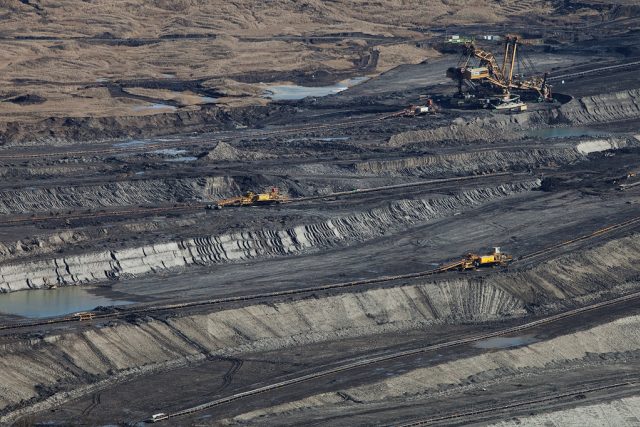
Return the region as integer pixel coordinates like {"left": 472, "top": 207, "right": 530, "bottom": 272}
{"left": 210, "top": 188, "right": 289, "bottom": 209}
{"left": 459, "top": 247, "right": 513, "bottom": 270}
{"left": 447, "top": 35, "right": 551, "bottom": 102}
{"left": 71, "top": 312, "right": 95, "bottom": 321}
{"left": 382, "top": 99, "right": 438, "bottom": 119}
{"left": 438, "top": 247, "right": 513, "bottom": 272}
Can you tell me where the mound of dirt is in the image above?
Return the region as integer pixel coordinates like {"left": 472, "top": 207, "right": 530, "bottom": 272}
{"left": 204, "top": 141, "right": 275, "bottom": 161}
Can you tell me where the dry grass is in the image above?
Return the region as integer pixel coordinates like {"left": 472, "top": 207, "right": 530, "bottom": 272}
{"left": 122, "top": 88, "right": 212, "bottom": 106}
{"left": 375, "top": 44, "right": 439, "bottom": 72}
{"left": 0, "top": 0, "right": 594, "bottom": 120}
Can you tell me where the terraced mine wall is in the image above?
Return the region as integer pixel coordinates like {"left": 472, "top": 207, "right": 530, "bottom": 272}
{"left": 490, "top": 395, "right": 640, "bottom": 427}
{"left": 0, "top": 104, "right": 298, "bottom": 146}
{"left": 233, "top": 313, "right": 640, "bottom": 423}
{"left": 493, "top": 234, "right": 640, "bottom": 308}
{"left": 0, "top": 181, "right": 539, "bottom": 292}
{"left": 354, "top": 146, "right": 585, "bottom": 176}
{"left": 1, "top": 233, "right": 639, "bottom": 421}
{"left": 388, "top": 89, "right": 640, "bottom": 147}
{"left": 286, "top": 137, "right": 631, "bottom": 182}
{"left": 387, "top": 116, "right": 526, "bottom": 147}
{"left": 0, "top": 176, "right": 240, "bottom": 214}
{"left": 0, "top": 279, "right": 523, "bottom": 419}
{"left": 556, "top": 88, "right": 640, "bottom": 125}
{"left": 0, "top": 135, "right": 630, "bottom": 216}
{"left": 0, "top": 106, "right": 232, "bottom": 146}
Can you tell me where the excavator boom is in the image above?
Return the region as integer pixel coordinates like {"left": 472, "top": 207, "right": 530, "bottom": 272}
{"left": 439, "top": 247, "right": 513, "bottom": 272}
{"left": 448, "top": 35, "right": 551, "bottom": 100}
{"left": 211, "top": 188, "right": 289, "bottom": 209}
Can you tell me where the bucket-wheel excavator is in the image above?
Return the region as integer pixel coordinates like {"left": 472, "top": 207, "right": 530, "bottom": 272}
{"left": 447, "top": 35, "right": 551, "bottom": 104}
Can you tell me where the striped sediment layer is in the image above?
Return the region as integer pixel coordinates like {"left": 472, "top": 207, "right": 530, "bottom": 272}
{"left": 388, "top": 89, "right": 640, "bottom": 147}
{"left": 0, "top": 181, "right": 539, "bottom": 293}
{"left": 0, "top": 176, "right": 240, "bottom": 214}
{"left": 232, "top": 313, "right": 640, "bottom": 424}
{"left": 1, "top": 232, "right": 640, "bottom": 420}
{"left": 0, "top": 279, "right": 526, "bottom": 418}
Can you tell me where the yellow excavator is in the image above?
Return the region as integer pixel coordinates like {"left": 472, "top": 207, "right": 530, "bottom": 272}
{"left": 459, "top": 247, "right": 513, "bottom": 270}
{"left": 447, "top": 35, "right": 551, "bottom": 102}
{"left": 438, "top": 247, "right": 513, "bottom": 272}
{"left": 210, "top": 188, "right": 289, "bottom": 209}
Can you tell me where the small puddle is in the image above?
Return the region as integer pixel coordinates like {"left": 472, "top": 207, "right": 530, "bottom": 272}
{"left": 150, "top": 148, "right": 196, "bottom": 161}
{"left": 263, "top": 77, "right": 369, "bottom": 101}
{"left": 314, "top": 136, "right": 351, "bottom": 142}
{"left": 166, "top": 156, "right": 198, "bottom": 162}
{"left": 200, "top": 96, "right": 218, "bottom": 104}
{"left": 152, "top": 148, "right": 187, "bottom": 156}
{"left": 524, "top": 127, "right": 610, "bottom": 139}
{"left": 113, "top": 139, "right": 152, "bottom": 148}
{"left": 0, "top": 287, "right": 131, "bottom": 319}
{"left": 286, "top": 136, "right": 351, "bottom": 143}
{"left": 473, "top": 335, "right": 539, "bottom": 349}
{"left": 132, "top": 103, "right": 177, "bottom": 112}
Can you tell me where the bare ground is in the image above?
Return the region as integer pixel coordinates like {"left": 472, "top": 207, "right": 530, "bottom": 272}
{"left": 0, "top": 2, "right": 639, "bottom": 426}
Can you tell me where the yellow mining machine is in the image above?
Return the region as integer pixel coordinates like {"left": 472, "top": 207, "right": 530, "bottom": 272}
{"left": 71, "top": 311, "right": 95, "bottom": 321}
{"left": 382, "top": 99, "right": 438, "bottom": 119}
{"left": 439, "top": 247, "right": 513, "bottom": 272}
{"left": 210, "top": 187, "right": 289, "bottom": 209}
{"left": 447, "top": 35, "right": 551, "bottom": 105}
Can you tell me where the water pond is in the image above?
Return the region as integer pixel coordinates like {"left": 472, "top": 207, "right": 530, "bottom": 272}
{"left": 263, "top": 76, "right": 369, "bottom": 101}
{"left": 473, "top": 335, "right": 539, "bottom": 349}
{"left": 132, "top": 103, "right": 177, "bottom": 112}
{"left": 0, "top": 287, "right": 132, "bottom": 319}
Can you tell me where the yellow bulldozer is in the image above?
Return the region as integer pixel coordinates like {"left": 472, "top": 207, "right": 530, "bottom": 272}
{"left": 209, "top": 188, "right": 289, "bottom": 209}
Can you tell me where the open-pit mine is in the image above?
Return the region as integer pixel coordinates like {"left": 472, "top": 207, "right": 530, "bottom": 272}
{"left": 1, "top": 1, "right": 640, "bottom": 426}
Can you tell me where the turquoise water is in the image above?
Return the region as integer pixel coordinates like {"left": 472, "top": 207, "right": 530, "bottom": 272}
{"left": 0, "top": 287, "right": 131, "bottom": 318}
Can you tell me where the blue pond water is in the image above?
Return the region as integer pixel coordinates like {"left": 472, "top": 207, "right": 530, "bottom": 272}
{"left": 0, "top": 287, "right": 131, "bottom": 319}
{"left": 314, "top": 136, "right": 351, "bottom": 142}
{"left": 167, "top": 156, "right": 198, "bottom": 162}
{"left": 473, "top": 335, "right": 539, "bottom": 349}
{"left": 132, "top": 103, "right": 177, "bottom": 112}
{"left": 113, "top": 139, "right": 151, "bottom": 148}
{"left": 264, "top": 77, "right": 369, "bottom": 101}
{"left": 152, "top": 148, "right": 187, "bottom": 156}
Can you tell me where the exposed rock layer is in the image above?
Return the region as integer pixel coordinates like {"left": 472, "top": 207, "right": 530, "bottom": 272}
{"left": 0, "top": 181, "right": 538, "bottom": 292}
